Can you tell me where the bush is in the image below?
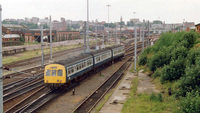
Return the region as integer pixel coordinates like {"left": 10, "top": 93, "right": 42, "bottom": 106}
{"left": 179, "top": 92, "right": 200, "bottom": 113}
{"left": 160, "top": 58, "right": 186, "bottom": 83}
{"left": 178, "top": 65, "right": 200, "bottom": 96}
{"left": 153, "top": 68, "right": 162, "bottom": 78}
{"left": 171, "top": 46, "right": 188, "bottom": 60}
{"left": 180, "top": 32, "right": 197, "bottom": 48}
{"left": 148, "top": 47, "right": 171, "bottom": 71}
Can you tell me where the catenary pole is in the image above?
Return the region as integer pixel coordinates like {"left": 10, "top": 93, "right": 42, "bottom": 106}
{"left": 147, "top": 21, "right": 150, "bottom": 47}
{"left": 107, "top": 5, "right": 110, "bottom": 41}
{"left": 95, "top": 20, "right": 97, "bottom": 50}
{"left": 134, "top": 25, "right": 137, "bottom": 71}
{"left": 142, "top": 19, "right": 145, "bottom": 52}
{"left": 0, "top": 5, "right": 3, "bottom": 113}
{"left": 50, "top": 16, "right": 52, "bottom": 60}
{"left": 84, "top": 21, "right": 86, "bottom": 53}
{"left": 41, "top": 25, "right": 44, "bottom": 67}
{"left": 86, "top": 0, "right": 90, "bottom": 52}
{"left": 116, "top": 24, "right": 118, "bottom": 44}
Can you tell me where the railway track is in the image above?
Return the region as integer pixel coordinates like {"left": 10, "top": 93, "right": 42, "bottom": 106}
{"left": 2, "top": 40, "right": 152, "bottom": 112}
{"left": 72, "top": 57, "right": 132, "bottom": 113}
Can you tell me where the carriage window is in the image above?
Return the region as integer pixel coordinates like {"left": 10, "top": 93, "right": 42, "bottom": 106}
{"left": 46, "top": 70, "right": 50, "bottom": 76}
{"left": 58, "top": 70, "right": 63, "bottom": 76}
{"left": 52, "top": 70, "right": 56, "bottom": 76}
{"left": 68, "top": 68, "right": 71, "bottom": 75}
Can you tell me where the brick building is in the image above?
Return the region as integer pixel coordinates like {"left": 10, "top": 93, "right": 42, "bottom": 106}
{"left": 57, "top": 31, "right": 80, "bottom": 41}
{"left": 24, "top": 29, "right": 57, "bottom": 42}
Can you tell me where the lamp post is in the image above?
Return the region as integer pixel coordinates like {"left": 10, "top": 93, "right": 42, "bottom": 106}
{"left": 106, "top": 5, "right": 111, "bottom": 41}
{"left": 86, "top": 0, "right": 90, "bottom": 52}
{"left": 49, "top": 16, "right": 52, "bottom": 60}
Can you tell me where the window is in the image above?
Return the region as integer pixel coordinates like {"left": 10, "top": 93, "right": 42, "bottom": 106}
{"left": 46, "top": 70, "right": 50, "bottom": 76}
{"left": 58, "top": 70, "right": 63, "bottom": 76}
{"left": 52, "top": 70, "right": 56, "bottom": 76}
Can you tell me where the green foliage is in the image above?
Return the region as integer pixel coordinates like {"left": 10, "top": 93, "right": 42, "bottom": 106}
{"left": 148, "top": 47, "right": 171, "bottom": 71}
{"left": 160, "top": 58, "right": 186, "bottom": 83}
{"left": 171, "top": 46, "right": 188, "bottom": 60}
{"left": 179, "top": 92, "right": 200, "bottom": 113}
{"left": 150, "top": 93, "right": 163, "bottom": 102}
{"left": 178, "top": 65, "right": 200, "bottom": 96}
{"left": 138, "top": 47, "right": 152, "bottom": 66}
{"left": 153, "top": 68, "right": 162, "bottom": 78}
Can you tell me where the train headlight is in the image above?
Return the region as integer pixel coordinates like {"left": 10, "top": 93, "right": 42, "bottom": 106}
{"left": 46, "top": 80, "right": 48, "bottom": 83}
{"left": 57, "top": 79, "right": 59, "bottom": 82}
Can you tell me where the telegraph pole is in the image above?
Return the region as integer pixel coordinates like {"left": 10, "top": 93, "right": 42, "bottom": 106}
{"left": 0, "top": 5, "right": 3, "bottom": 113}
{"left": 142, "top": 19, "right": 145, "bottom": 52}
{"left": 116, "top": 23, "right": 118, "bottom": 44}
{"left": 107, "top": 5, "right": 111, "bottom": 41}
{"left": 41, "top": 25, "right": 44, "bottom": 67}
{"left": 95, "top": 20, "right": 97, "bottom": 50}
{"left": 134, "top": 25, "right": 137, "bottom": 71}
{"left": 84, "top": 21, "right": 86, "bottom": 53}
{"left": 86, "top": 0, "right": 90, "bottom": 52}
{"left": 50, "top": 16, "right": 52, "bottom": 60}
{"left": 147, "top": 21, "right": 150, "bottom": 47}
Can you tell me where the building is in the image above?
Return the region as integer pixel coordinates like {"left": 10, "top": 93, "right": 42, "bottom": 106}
{"left": 53, "top": 18, "right": 67, "bottom": 31}
{"left": 57, "top": 31, "right": 80, "bottom": 41}
{"left": 183, "top": 22, "right": 195, "bottom": 31}
{"left": 195, "top": 24, "right": 200, "bottom": 33}
{"left": 24, "top": 29, "right": 57, "bottom": 42}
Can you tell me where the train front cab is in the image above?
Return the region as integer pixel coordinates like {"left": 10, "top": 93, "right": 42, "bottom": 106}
{"left": 44, "top": 64, "right": 66, "bottom": 84}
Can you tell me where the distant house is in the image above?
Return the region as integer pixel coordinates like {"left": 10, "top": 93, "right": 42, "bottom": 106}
{"left": 183, "top": 22, "right": 195, "bottom": 31}
{"left": 195, "top": 24, "right": 200, "bottom": 33}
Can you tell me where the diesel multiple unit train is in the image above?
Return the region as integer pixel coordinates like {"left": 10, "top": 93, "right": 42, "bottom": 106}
{"left": 44, "top": 45, "right": 125, "bottom": 88}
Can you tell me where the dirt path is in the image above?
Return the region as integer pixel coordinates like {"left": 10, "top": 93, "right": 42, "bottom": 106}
{"left": 137, "top": 70, "right": 159, "bottom": 94}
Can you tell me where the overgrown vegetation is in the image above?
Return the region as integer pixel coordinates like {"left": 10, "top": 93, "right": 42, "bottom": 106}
{"left": 138, "top": 31, "right": 200, "bottom": 111}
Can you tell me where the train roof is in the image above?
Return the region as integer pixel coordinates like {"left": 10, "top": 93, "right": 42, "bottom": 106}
{"left": 107, "top": 45, "right": 124, "bottom": 49}
{"left": 55, "top": 53, "right": 92, "bottom": 66}
{"left": 89, "top": 48, "right": 111, "bottom": 56}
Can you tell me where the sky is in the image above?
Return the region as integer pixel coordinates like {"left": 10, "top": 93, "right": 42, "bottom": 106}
{"left": 0, "top": 0, "right": 200, "bottom": 24}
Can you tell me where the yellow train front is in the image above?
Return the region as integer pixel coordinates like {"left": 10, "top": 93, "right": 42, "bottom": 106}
{"left": 44, "top": 64, "right": 66, "bottom": 89}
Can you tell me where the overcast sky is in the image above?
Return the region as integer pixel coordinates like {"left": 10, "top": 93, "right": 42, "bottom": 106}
{"left": 1, "top": 0, "right": 200, "bottom": 24}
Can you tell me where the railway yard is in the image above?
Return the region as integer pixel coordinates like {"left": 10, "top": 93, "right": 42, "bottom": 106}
{"left": 2, "top": 38, "right": 154, "bottom": 113}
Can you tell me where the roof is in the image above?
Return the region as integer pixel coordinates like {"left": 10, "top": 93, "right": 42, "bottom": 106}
{"left": 3, "top": 34, "right": 20, "bottom": 38}
{"left": 195, "top": 23, "right": 200, "bottom": 26}
{"left": 2, "top": 24, "right": 28, "bottom": 29}
{"left": 89, "top": 48, "right": 111, "bottom": 56}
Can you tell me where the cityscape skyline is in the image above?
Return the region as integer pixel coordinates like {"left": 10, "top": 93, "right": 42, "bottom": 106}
{"left": 1, "top": 0, "right": 200, "bottom": 24}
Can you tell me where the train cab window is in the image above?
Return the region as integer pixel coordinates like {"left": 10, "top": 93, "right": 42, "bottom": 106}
{"left": 46, "top": 70, "right": 50, "bottom": 76}
{"left": 52, "top": 70, "right": 56, "bottom": 76}
{"left": 58, "top": 70, "right": 63, "bottom": 76}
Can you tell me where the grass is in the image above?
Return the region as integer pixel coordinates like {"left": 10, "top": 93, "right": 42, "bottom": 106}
{"left": 3, "top": 43, "right": 83, "bottom": 64}
{"left": 3, "top": 41, "right": 97, "bottom": 65}
{"left": 122, "top": 75, "right": 179, "bottom": 113}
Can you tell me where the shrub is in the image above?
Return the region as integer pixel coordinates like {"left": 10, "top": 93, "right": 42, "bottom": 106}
{"left": 171, "top": 46, "right": 188, "bottom": 60}
{"left": 179, "top": 92, "right": 200, "bottom": 113}
{"left": 153, "top": 68, "right": 162, "bottom": 78}
{"left": 180, "top": 32, "right": 197, "bottom": 48}
{"left": 148, "top": 47, "right": 171, "bottom": 71}
{"left": 178, "top": 65, "right": 200, "bottom": 96}
{"left": 160, "top": 58, "right": 186, "bottom": 83}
